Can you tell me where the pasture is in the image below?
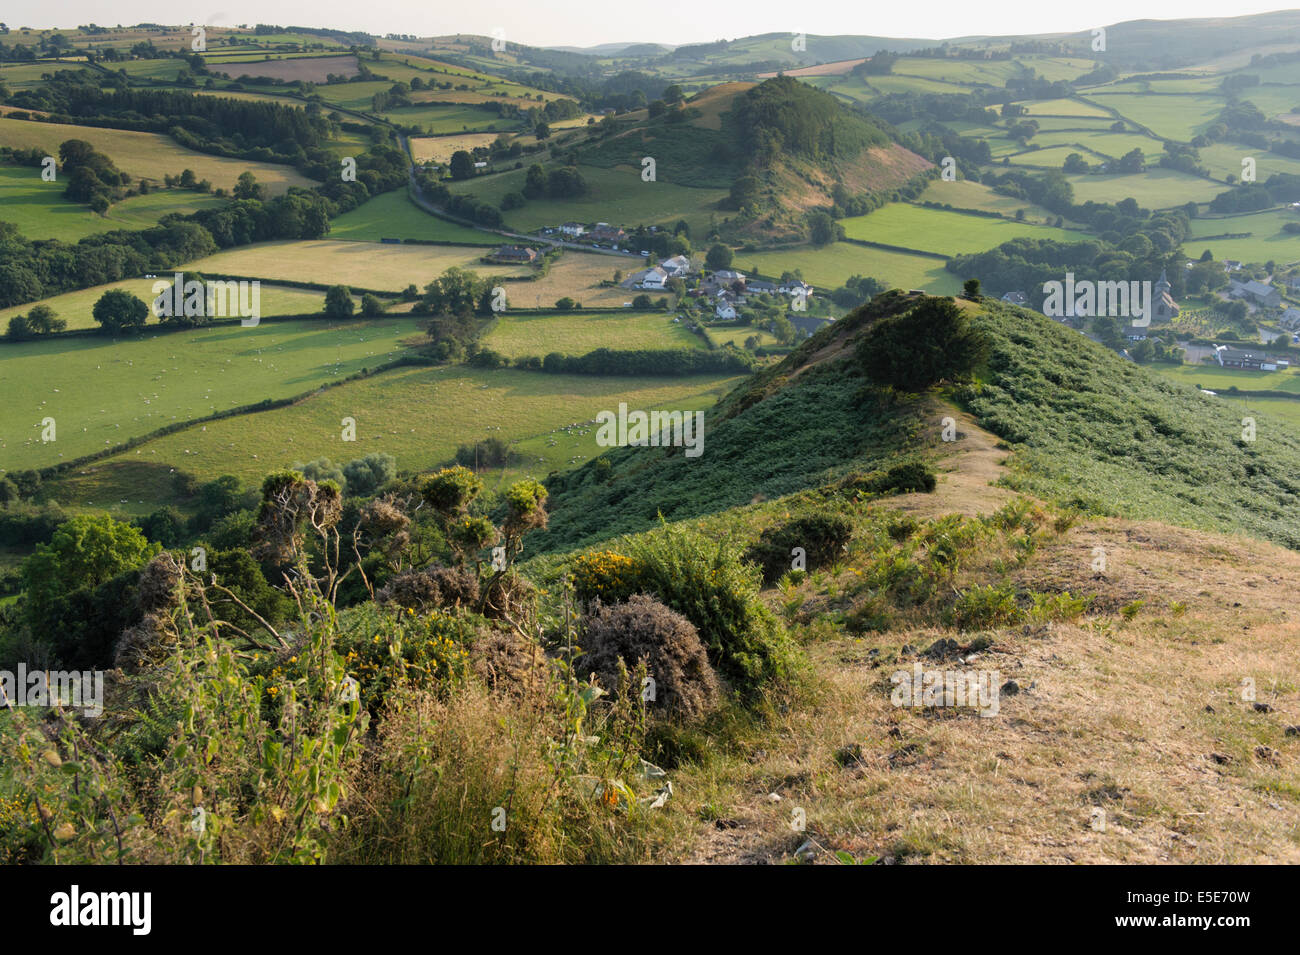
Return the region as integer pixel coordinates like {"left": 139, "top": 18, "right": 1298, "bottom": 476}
{"left": 209, "top": 54, "right": 360, "bottom": 83}
{"left": 0, "top": 280, "right": 342, "bottom": 332}
{"left": 840, "top": 204, "right": 1089, "bottom": 258}
{"left": 0, "top": 316, "right": 424, "bottom": 471}
{"left": 182, "top": 240, "right": 526, "bottom": 291}
{"left": 0, "top": 166, "right": 225, "bottom": 242}
{"left": 483, "top": 310, "right": 700, "bottom": 358}
{"left": 409, "top": 134, "right": 500, "bottom": 165}
{"left": 1185, "top": 210, "right": 1300, "bottom": 265}
{"left": 916, "top": 178, "right": 1061, "bottom": 224}
{"left": 69, "top": 366, "right": 742, "bottom": 489}
{"left": 1065, "top": 168, "right": 1225, "bottom": 208}
{"left": 448, "top": 164, "right": 729, "bottom": 238}
{"left": 0, "top": 117, "right": 316, "bottom": 194}
{"left": 501, "top": 253, "right": 643, "bottom": 309}
{"left": 1079, "top": 92, "right": 1224, "bottom": 141}
{"left": 740, "top": 242, "right": 962, "bottom": 295}
{"left": 328, "top": 190, "right": 496, "bottom": 244}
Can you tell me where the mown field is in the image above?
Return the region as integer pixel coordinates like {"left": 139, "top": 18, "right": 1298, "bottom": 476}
{"left": 0, "top": 117, "right": 317, "bottom": 194}
{"left": 1185, "top": 209, "right": 1300, "bottom": 265}
{"left": 741, "top": 242, "right": 962, "bottom": 294}
{"left": 0, "top": 316, "right": 424, "bottom": 471}
{"left": 1153, "top": 360, "right": 1300, "bottom": 395}
{"left": 64, "top": 366, "right": 741, "bottom": 493}
{"left": 183, "top": 239, "right": 525, "bottom": 290}
{"left": 840, "top": 203, "right": 1090, "bottom": 257}
{"left": 328, "top": 190, "right": 496, "bottom": 244}
{"left": 0, "top": 280, "right": 351, "bottom": 331}
{"left": 409, "top": 133, "right": 500, "bottom": 165}
{"left": 483, "top": 310, "right": 700, "bottom": 358}
{"left": 502, "top": 252, "right": 643, "bottom": 308}
{"left": 447, "top": 164, "right": 729, "bottom": 238}
{"left": 0, "top": 165, "right": 227, "bottom": 241}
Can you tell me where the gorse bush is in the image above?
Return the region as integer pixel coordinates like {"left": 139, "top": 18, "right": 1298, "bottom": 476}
{"left": 744, "top": 512, "right": 854, "bottom": 584}
{"left": 579, "top": 595, "right": 720, "bottom": 720}
{"left": 618, "top": 522, "right": 796, "bottom": 697}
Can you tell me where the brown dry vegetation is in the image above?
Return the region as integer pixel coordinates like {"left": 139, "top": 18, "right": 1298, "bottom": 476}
{"left": 668, "top": 411, "right": 1300, "bottom": 864}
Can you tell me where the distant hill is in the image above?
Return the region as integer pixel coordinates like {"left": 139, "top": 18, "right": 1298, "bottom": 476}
{"left": 576, "top": 76, "right": 931, "bottom": 241}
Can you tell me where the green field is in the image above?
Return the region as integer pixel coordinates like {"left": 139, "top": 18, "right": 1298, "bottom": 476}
{"left": 1021, "top": 98, "right": 1115, "bottom": 118}
{"left": 0, "top": 316, "right": 424, "bottom": 471}
{"left": 0, "top": 280, "right": 349, "bottom": 332}
{"left": 840, "top": 204, "right": 1089, "bottom": 257}
{"left": 67, "top": 366, "right": 741, "bottom": 490}
{"left": 1066, "top": 168, "right": 1225, "bottom": 207}
{"left": 1030, "top": 129, "right": 1167, "bottom": 159}
{"left": 0, "top": 117, "right": 317, "bottom": 194}
{"left": 183, "top": 239, "right": 525, "bottom": 291}
{"left": 1196, "top": 141, "right": 1300, "bottom": 182}
{"left": 483, "top": 310, "right": 701, "bottom": 358}
{"left": 447, "top": 164, "right": 729, "bottom": 238}
{"left": 1153, "top": 360, "right": 1300, "bottom": 395}
{"left": 0, "top": 165, "right": 226, "bottom": 241}
{"left": 915, "top": 178, "right": 1061, "bottom": 223}
{"left": 329, "top": 190, "right": 497, "bottom": 244}
{"left": 1079, "top": 92, "right": 1224, "bottom": 141}
{"left": 1186, "top": 209, "right": 1300, "bottom": 265}
{"left": 379, "top": 104, "right": 519, "bottom": 134}
{"left": 1006, "top": 145, "right": 1101, "bottom": 168}
{"left": 741, "top": 242, "right": 962, "bottom": 294}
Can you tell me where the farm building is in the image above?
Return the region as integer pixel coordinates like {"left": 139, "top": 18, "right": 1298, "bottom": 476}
{"left": 1228, "top": 278, "right": 1282, "bottom": 307}
{"left": 1215, "top": 346, "right": 1288, "bottom": 371}
{"left": 490, "top": 245, "right": 538, "bottom": 264}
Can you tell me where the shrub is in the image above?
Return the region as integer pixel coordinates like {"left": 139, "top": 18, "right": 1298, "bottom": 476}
{"left": 947, "top": 583, "right": 1024, "bottom": 630}
{"left": 579, "top": 595, "right": 720, "bottom": 720}
{"left": 744, "top": 512, "right": 853, "bottom": 584}
{"left": 843, "top": 461, "right": 937, "bottom": 497}
{"left": 375, "top": 565, "right": 481, "bottom": 612}
{"left": 334, "top": 603, "right": 480, "bottom": 712}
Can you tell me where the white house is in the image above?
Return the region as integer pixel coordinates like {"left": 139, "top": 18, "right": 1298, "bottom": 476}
{"left": 715, "top": 302, "right": 737, "bottom": 320}
{"left": 638, "top": 267, "right": 668, "bottom": 290}
{"left": 713, "top": 269, "right": 746, "bottom": 284}
{"left": 559, "top": 222, "right": 585, "bottom": 238}
{"left": 660, "top": 255, "right": 691, "bottom": 277}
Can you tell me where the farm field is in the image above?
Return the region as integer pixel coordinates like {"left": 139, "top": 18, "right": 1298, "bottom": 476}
{"left": 1030, "top": 129, "right": 1166, "bottom": 158}
{"left": 0, "top": 117, "right": 317, "bottom": 194}
{"left": 70, "top": 366, "right": 742, "bottom": 489}
{"left": 1006, "top": 145, "right": 1097, "bottom": 168}
{"left": 1196, "top": 141, "right": 1300, "bottom": 182}
{"left": 0, "top": 316, "right": 424, "bottom": 470}
{"left": 209, "top": 54, "right": 360, "bottom": 82}
{"left": 1020, "top": 98, "right": 1114, "bottom": 118}
{"left": 1065, "top": 168, "right": 1225, "bottom": 207}
{"left": 840, "top": 204, "right": 1090, "bottom": 258}
{"left": 1153, "top": 361, "right": 1300, "bottom": 395}
{"left": 0, "top": 280, "right": 344, "bottom": 331}
{"left": 409, "top": 133, "right": 500, "bottom": 165}
{"left": 447, "top": 164, "right": 729, "bottom": 238}
{"left": 1078, "top": 92, "right": 1224, "bottom": 140}
{"left": 890, "top": 57, "right": 1025, "bottom": 86}
{"left": 379, "top": 104, "right": 518, "bottom": 134}
{"left": 1185, "top": 209, "right": 1300, "bottom": 265}
{"left": 0, "top": 166, "right": 226, "bottom": 241}
{"left": 704, "top": 324, "right": 779, "bottom": 348}
{"left": 328, "top": 190, "right": 496, "bottom": 244}
{"left": 740, "top": 242, "right": 962, "bottom": 294}
{"left": 916, "top": 178, "right": 1061, "bottom": 223}
{"left": 183, "top": 239, "right": 525, "bottom": 291}
{"left": 483, "top": 310, "right": 701, "bottom": 358}
{"left": 500, "top": 252, "right": 639, "bottom": 308}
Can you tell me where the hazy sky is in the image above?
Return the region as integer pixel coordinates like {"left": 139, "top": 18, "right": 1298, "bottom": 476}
{"left": 3, "top": 1, "right": 1294, "bottom": 49}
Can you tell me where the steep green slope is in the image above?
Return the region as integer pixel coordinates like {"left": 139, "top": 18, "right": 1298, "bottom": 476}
{"left": 538, "top": 290, "right": 1300, "bottom": 557}
{"left": 961, "top": 301, "right": 1300, "bottom": 549}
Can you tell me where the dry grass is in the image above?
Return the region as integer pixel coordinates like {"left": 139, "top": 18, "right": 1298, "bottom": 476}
{"left": 0, "top": 117, "right": 316, "bottom": 195}
{"left": 665, "top": 411, "right": 1300, "bottom": 864}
